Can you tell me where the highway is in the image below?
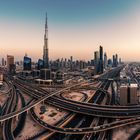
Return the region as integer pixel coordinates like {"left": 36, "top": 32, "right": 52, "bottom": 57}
{"left": 29, "top": 109, "right": 140, "bottom": 134}
{"left": 13, "top": 78, "right": 140, "bottom": 119}
{"left": 91, "top": 81, "right": 111, "bottom": 140}
{"left": 0, "top": 79, "right": 90, "bottom": 122}
{"left": 13, "top": 90, "right": 27, "bottom": 138}
{"left": 47, "top": 81, "right": 110, "bottom": 140}
{"left": 28, "top": 67, "right": 136, "bottom": 135}
{"left": 2, "top": 65, "right": 140, "bottom": 139}
{"left": 80, "top": 81, "right": 111, "bottom": 140}
{"left": 28, "top": 82, "right": 102, "bottom": 139}
{"left": 2, "top": 83, "right": 17, "bottom": 140}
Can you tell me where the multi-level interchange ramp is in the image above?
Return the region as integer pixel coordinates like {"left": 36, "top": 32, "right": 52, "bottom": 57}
{"left": 1, "top": 66, "right": 140, "bottom": 139}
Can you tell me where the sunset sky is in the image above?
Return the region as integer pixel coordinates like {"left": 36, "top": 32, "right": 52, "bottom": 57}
{"left": 0, "top": 0, "right": 140, "bottom": 62}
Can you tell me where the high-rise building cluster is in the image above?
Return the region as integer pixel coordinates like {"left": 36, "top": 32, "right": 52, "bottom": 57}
{"left": 94, "top": 46, "right": 104, "bottom": 74}
{"left": 93, "top": 46, "right": 122, "bottom": 75}
{"left": 50, "top": 57, "right": 87, "bottom": 71}
{"left": 0, "top": 13, "right": 123, "bottom": 83}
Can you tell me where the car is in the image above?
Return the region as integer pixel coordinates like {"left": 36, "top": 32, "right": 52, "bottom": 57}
{"left": 94, "top": 126, "right": 100, "bottom": 130}
{"left": 106, "top": 123, "right": 110, "bottom": 127}
{"left": 86, "top": 134, "right": 90, "bottom": 137}
{"left": 56, "top": 108, "right": 60, "bottom": 111}
{"left": 102, "top": 125, "right": 106, "bottom": 129}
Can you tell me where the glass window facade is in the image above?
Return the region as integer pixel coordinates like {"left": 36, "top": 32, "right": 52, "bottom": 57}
{"left": 23, "top": 56, "right": 31, "bottom": 70}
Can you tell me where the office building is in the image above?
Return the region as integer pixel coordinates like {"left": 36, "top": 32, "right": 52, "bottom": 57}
{"left": 120, "top": 85, "right": 128, "bottom": 105}
{"left": 91, "top": 59, "right": 94, "bottom": 66}
{"left": 112, "top": 55, "right": 116, "bottom": 67}
{"left": 130, "top": 84, "right": 138, "bottom": 104}
{"left": 79, "top": 61, "right": 86, "bottom": 70}
{"left": 1, "top": 58, "right": 5, "bottom": 66}
{"left": 40, "top": 69, "right": 51, "bottom": 80}
{"left": 7, "top": 55, "right": 15, "bottom": 73}
{"left": 70, "top": 56, "right": 73, "bottom": 70}
{"left": 115, "top": 54, "right": 118, "bottom": 66}
{"left": 94, "top": 51, "right": 99, "bottom": 74}
{"left": 23, "top": 56, "right": 32, "bottom": 71}
{"left": 104, "top": 52, "right": 107, "bottom": 69}
{"left": 32, "top": 70, "right": 40, "bottom": 78}
{"left": 119, "top": 58, "right": 121, "bottom": 64}
{"left": 108, "top": 59, "right": 112, "bottom": 67}
{"left": 99, "top": 46, "right": 104, "bottom": 73}
{"left": 120, "top": 84, "right": 138, "bottom": 105}
{"left": 112, "top": 54, "right": 118, "bottom": 67}
{"left": 37, "top": 59, "right": 44, "bottom": 70}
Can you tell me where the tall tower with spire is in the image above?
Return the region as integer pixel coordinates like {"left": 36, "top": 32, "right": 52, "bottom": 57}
{"left": 43, "top": 13, "right": 49, "bottom": 68}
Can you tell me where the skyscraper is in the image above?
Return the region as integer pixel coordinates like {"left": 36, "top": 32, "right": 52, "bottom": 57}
{"left": 70, "top": 56, "right": 73, "bottom": 71}
{"left": 115, "top": 54, "right": 118, "bottom": 66}
{"left": 112, "top": 54, "right": 118, "bottom": 67}
{"left": 108, "top": 59, "right": 112, "bottom": 67}
{"left": 37, "top": 59, "right": 44, "bottom": 70}
{"left": 112, "top": 55, "right": 116, "bottom": 67}
{"left": 43, "top": 13, "right": 49, "bottom": 69}
{"left": 23, "top": 55, "right": 32, "bottom": 71}
{"left": 99, "top": 46, "right": 103, "bottom": 73}
{"left": 104, "top": 52, "right": 107, "bottom": 69}
{"left": 7, "top": 55, "right": 15, "bottom": 73}
{"left": 119, "top": 58, "right": 121, "bottom": 64}
{"left": 1, "top": 58, "right": 5, "bottom": 66}
{"left": 94, "top": 51, "right": 99, "bottom": 74}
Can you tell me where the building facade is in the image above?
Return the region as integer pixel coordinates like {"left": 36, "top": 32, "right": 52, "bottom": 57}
{"left": 43, "top": 13, "right": 49, "bottom": 69}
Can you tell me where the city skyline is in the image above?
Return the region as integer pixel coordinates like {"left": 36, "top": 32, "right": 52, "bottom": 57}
{"left": 0, "top": 0, "right": 140, "bottom": 62}
{"left": 1, "top": 1, "right": 140, "bottom": 139}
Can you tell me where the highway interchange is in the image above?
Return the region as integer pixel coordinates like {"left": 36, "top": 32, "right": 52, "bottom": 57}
{"left": 1, "top": 65, "right": 140, "bottom": 139}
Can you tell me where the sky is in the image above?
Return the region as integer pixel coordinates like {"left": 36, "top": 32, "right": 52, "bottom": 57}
{"left": 0, "top": 0, "right": 140, "bottom": 62}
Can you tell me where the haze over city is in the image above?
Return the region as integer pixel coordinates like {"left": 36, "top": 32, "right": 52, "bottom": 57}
{"left": 0, "top": 0, "right": 140, "bottom": 61}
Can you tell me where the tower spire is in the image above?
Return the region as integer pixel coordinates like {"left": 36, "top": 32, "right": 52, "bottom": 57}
{"left": 43, "top": 12, "right": 49, "bottom": 69}
{"left": 45, "top": 12, "right": 48, "bottom": 39}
